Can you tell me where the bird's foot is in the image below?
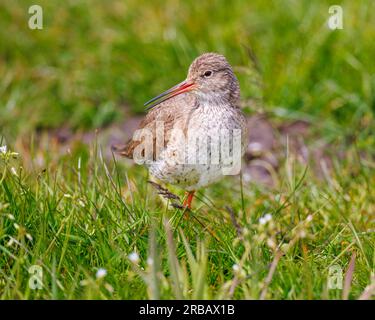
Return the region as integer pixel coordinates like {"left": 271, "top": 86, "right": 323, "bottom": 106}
{"left": 182, "top": 191, "right": 195, "bottom": 210}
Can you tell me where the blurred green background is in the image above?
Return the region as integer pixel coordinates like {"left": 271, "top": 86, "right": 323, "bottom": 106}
{"left": 1, "top": 0, "right": 374, "bottom": 147}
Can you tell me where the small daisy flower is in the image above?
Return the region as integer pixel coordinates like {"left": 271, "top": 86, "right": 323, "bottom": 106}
{"left": 264, "top": 213, "right": 272, "bottom": 221}
{"left": 259, "top": 213, "right": 272, "bottom": 225}
{"left": 0, "top": 145, "right": 7, "bottom": 154}
{"left": 128, "top": 252, "right": 140, "bottom": 263}
{"left": 232, "top": 264, "right": 240, "bottom": 272}
{"left": 96, "top": 268, "right": 107, "bottom": 279}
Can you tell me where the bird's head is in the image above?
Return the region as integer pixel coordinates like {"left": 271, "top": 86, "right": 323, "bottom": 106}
{"left": 144, "top": 53, "right": 240, "bottom": 109}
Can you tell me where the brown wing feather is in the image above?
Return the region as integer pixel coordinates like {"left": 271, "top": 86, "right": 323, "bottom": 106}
{"left": 116, "top": 93, "right": 197, "bottom": 160}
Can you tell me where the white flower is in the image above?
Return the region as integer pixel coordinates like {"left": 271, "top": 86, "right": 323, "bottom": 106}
{"left": 128, "top": 252, "right": 140, "bottom": 263}
{"left": 7, "top": 214, "right": 15, "bottom": 220}
{"left": 26, "top": 233, "right": 33, "bottom": 241}
{"left": 264, "top": 213, "right": 272, "bottom": 221}
{"left": 0, "top": 145, "right": 7, "bottom": 154}
{"left": 232, "top": 264, "right": 240, "bottom": 272}
{"left": 96, "top": 268, "right": 107, "bottom": 279}
{"left": 306, "top": 215, "right": 313, "bottom": 222}
{"left": 259, "top": 213, "right": 272, "bottom": 225}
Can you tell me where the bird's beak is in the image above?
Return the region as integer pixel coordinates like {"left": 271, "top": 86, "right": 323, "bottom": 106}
{"left": 144, "top": 80, "right": 196, "bottom": 110}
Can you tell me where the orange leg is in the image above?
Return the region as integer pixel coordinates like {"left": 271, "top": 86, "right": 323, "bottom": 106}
{"left": 183, "top": 191, "right": 195, "bottom": 209}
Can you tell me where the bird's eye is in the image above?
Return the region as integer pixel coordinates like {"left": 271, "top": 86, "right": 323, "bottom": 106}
{"left": 203, "top": 70, "right": 213, "bottom": 77}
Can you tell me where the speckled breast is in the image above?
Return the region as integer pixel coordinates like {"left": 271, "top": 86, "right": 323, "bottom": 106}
{"left": 148, "top": 104, "right": 247, "bottom": 191}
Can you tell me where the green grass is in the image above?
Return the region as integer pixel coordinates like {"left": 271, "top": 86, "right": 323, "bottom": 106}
{"left": 0, "top": 0, "right": 374, "bottom": 299}
{"left": 0, "top": 138, "right": 373, "bottom": 299}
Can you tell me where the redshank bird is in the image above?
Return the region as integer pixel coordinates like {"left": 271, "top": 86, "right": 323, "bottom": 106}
{"left": 117, "top": 53, "right": 247, "bottom": 209}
